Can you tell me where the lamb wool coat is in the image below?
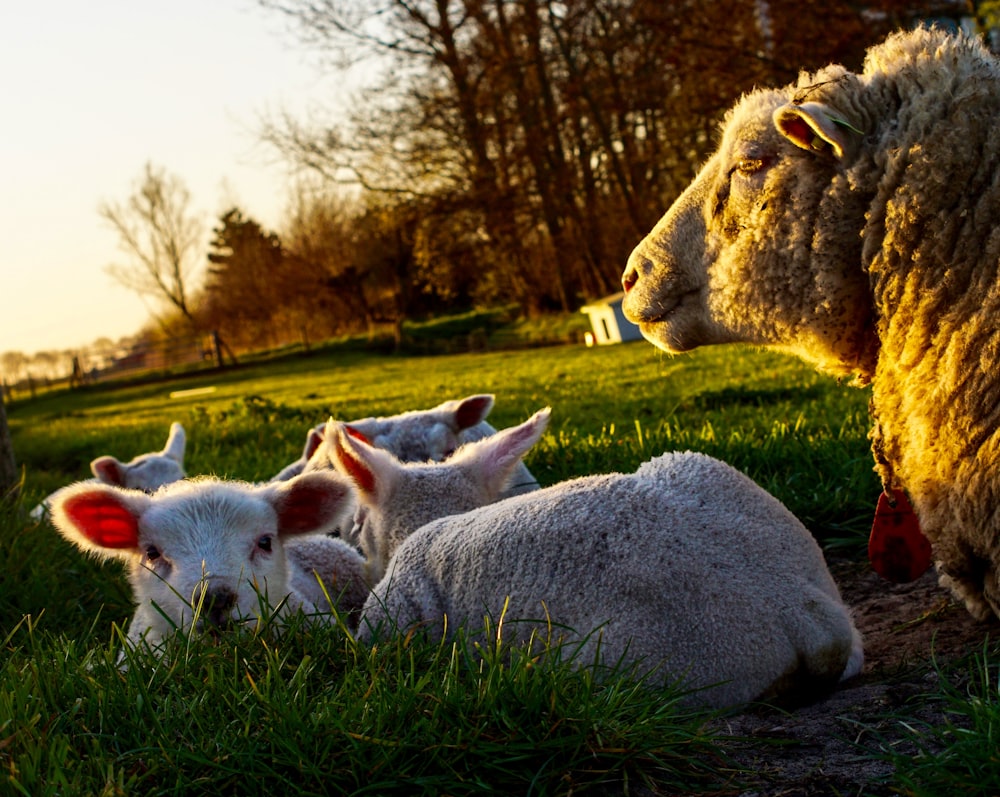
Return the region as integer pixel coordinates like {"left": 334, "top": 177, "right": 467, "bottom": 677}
{"left": 357, "top": 452, "right": 862, "bottom": 709}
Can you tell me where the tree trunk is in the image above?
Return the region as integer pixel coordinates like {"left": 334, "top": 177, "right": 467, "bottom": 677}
{"left": 0, "top": 396, "right": 18, "bottom": 499}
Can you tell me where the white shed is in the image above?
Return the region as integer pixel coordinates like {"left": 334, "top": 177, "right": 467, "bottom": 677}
{"left": 579, "top": 292, "right": 644, "bottom": 345}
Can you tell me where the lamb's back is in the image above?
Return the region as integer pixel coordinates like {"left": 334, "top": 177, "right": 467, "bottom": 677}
{"left": 359, "top": 452, "right": 855, "bottom": 705}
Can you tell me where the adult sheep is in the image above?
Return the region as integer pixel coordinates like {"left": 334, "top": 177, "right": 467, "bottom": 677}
{"left": 619, "top": 27, "right": 1000, "bottom": 620}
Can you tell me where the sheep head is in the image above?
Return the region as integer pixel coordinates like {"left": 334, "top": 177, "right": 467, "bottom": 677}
{"left": 620, "top": 67, "right": 877, "bottom": 381}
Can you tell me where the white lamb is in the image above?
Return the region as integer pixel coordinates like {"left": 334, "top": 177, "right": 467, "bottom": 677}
{"left": 276, "top": 394, "right": 540, "bottom": 499}
{"left": 269, "top": 425, "right": 325, "bottom": 482}
{"left": 49, "top": 470, "right": 371, "bottom": 653}
{"left": 31, "top": 422, "right": 188, "bottom": 520}
{"left": 328, "top": 408, "right": 551, "bottom": 584}
{"left": 338, "top": 424, "right": 863, "bottom": 709}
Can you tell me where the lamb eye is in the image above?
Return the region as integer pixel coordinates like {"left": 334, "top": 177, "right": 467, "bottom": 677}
{"left": 145, "top": 545, "right": 161, "bottom": 562}
{"left": 257, "top": 535, "right": 273, "bottom": 553}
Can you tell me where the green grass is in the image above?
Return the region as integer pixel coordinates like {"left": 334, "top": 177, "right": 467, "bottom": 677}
{"left": 9, "top": 342, "right": 878, "bottom": 539}
{"left": 0, "top": 603, "right": 724, "bottom": 795}
{"left": 877, "top": 641, "right": 1000, "bottom": 796}
{"left": 2, "top": 339, "right": 954, "bottom": 794}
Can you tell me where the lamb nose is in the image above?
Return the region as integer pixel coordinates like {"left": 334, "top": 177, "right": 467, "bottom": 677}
{"left": 206, "top": 588, "right": 236, "bottom": 627}
{"left": 622, "top": 266, "right": 638, "bottom": 293}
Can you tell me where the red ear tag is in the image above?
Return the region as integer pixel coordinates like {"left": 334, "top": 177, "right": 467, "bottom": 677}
{"left": 868, "top": 489, "right": 932, "bottom": 583}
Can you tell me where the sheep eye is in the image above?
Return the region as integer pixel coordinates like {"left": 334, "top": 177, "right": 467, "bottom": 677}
{"left": 257, "top": 535, "right": 273, "bottom": 553}
{"left": 144, "top": 545, "right": 161, "bottom": 562}
{"left": 735, "top": 157, "right": 767, "bottom": 176}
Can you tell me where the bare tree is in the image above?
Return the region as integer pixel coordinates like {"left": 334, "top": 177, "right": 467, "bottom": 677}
{"left": 100, "top": 162, "right": 204, "bottom": 327}
{"left": 0, "top": 352, "right": 28, "bottom": 385}
{"left": 260, "top": 0, "right": 971, "bottom": 315}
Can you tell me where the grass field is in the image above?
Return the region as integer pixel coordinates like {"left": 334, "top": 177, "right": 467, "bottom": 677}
{"left": 1, "top": 339, "right": 991, "bottom": 794}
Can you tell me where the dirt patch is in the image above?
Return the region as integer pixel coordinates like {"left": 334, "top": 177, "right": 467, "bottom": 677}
{"left": 707, "top": 557, "right": 997, "bottom": 796}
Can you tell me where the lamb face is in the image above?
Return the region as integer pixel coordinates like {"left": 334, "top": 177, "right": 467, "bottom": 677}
{"left": 124, "top": 486, "right": 292, "bottom": 639}
{"left": 326, "top": 394, "right": 497, "bottom": 464}
{"left": 91, "top": 421, "right": 187, "bottom": 490}
{"left": 49, "top": 471, "right": 352, "bottom": 650}
{"left": 620, "top": 75, "right": 876, "bottom": 380}
{"left": 31, "top": 422, "right": 188, "bottom": 521}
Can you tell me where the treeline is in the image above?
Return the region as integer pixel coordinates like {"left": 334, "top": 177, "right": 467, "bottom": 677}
{"left": 120, "top": 1, "right": 987, "bottom": 357}
{"left": 224, "top": 0, "right": 966, "bottom": 346}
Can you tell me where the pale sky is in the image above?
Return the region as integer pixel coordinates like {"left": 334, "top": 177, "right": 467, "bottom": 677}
{"left": 2, "top": 1, "right": 348, "bottom": 357}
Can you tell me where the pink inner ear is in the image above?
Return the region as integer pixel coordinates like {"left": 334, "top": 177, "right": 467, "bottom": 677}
{"left": 344, "top": 425, "right": 371, "bottom": 445}
{"left": 778, "top": 115, "right": 816, "bottom": 149}
{"left": 92, "top": 457, "right": 125, "bottom": 486}
{"left": 277, "top": 484, "right": 335, "bottom": 532}
{"left": 304, "top": 429, "right": 324, "bottom": 459}
{"left": 64, "top": 493, "right": 140, "bottom": 549}
{"left": 454, "top": 396, "right": 493, "bottom": 430}
{"left": 335, "top": 435, "right": 376, "bottom": 495}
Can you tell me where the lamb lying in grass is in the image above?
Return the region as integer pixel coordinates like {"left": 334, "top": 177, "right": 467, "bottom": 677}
{"left": 334, "top": 420, "right": 863, "bottom": 709}
{"left": 275, "top": 394, "right": 539, "bottom": 499}
{"left": 329, "top": 408, "right": 551, "bottom": 583}
{"left": 30, "top": 421, "right": 187, "bottom": 520}
{"left": 49, "top": 470, "right": 370, "bottom": 653}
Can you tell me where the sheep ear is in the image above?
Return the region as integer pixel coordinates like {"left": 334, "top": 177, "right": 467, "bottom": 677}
{"left": 329, "top": 421, "right": 398, "bottom": 501}
{"left": 453, "top": 407, "right": 550, "bottom": 496}
{"left": 773, "top": 101, "right": 860, "bottom": 159}
{"left": 91, "top": 456, "right": 126, "bottom": 486}
{"left": 162, "top": 422, "right": 186, "bottom": 463}
{"left": 268, "top": 471, "right": 353, "bottom": 535}
{"left": 50, "top": 484, "right": 147, "bottom": 558}
{"left": 450, "top": 394, "right": 495, "bottom": 431}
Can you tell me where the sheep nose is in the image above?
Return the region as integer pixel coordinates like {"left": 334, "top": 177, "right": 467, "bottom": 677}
{"left": 622, "top": 250, "right": 652, "bottom": 294}
{"left": 205, "top": 588, "right": 237, "bottom": 628}
{"left": 622, "top": 264, "right": 639, "bottom": 293}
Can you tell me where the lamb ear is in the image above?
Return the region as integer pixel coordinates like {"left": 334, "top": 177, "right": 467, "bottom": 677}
{"left": 341, "top": 417, "right": 376, "bottom": 442}
{"left": 303, "top": 426, "right": 324, "bottom": 460}
{"left": 162, "top": 422, "right": 186, "bottom": 463}
{"left": 449, "top": 394, "right": 495, "bottom": 431}
{"left": 328, "top": 421, "right": 399, "bottom": 501}
{"left": 91, "top": 456, "right": 126, "bottom": 486}
{"left": 452, "top": 407, "right": 550, "bottom": 497}
{"left": 49, "top": 483, "right": 149, "bottom": 558}
{"left": 773, "top": 101, "right": 860, "bottom": 159}
{"left": 268, "top": 471, "right": 353, "bottom": 535}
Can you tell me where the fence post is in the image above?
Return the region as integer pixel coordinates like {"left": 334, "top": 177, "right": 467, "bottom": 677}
{"left": 212, "top": 331, "right": 224, "bottom": 369}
